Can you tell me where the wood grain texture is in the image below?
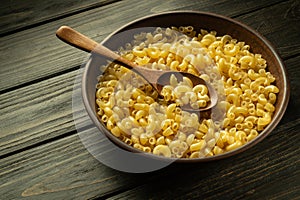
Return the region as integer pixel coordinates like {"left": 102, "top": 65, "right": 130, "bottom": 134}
{"left": 0, "top": 118, "right": 299, "bottom": 199}
{"left": 0, "top": 129, "right": 129, "bottom": 200}
{"left": 0, "top": 0, "right": 290, "bottom": 92}
{"left": 1, "top": 0, "right": 300, "bottom": 199}
{"left": 0, "top": 0, "right": 119, "bottom": 36}
{"left": 237, "top": 0, "right": 300, "bottom": 59}
{"left": 0, "top": 52, "right": 299, "bottom": 167}
{"left": 0, "top": 0, "right": 299, "bottom": 161}
{"left": 0, "top": 69, "right": 82, "bottom": 157}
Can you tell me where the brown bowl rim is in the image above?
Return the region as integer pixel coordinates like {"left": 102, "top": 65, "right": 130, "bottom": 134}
{"left": 82, "top": 10, "right": 290, "bottom": 163}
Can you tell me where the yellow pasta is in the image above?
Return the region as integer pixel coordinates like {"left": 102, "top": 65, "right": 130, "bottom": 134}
{"left": 161, "top": 74, "right": 211, "bottom": 109}
{"left": 163, "top": 127, "right": 174, "bottom": 137}
{"left": 153, "top": 145, "right": 171, "bottom": 157}
{"left": 190, "top": 140, "right": 205, "bottom": 151}
{"left": 95, "top": 26, "right": 279, "bottom": 158}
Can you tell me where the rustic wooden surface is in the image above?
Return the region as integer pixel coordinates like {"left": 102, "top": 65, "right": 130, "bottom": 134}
{"left": 0, "top": 0, "right": 299, "bottom": 199}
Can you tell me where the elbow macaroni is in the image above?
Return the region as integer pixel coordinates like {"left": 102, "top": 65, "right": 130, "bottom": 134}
{"left": 160, "top": 74, "right": 210, "bottom": 109}
{"left": 95, "top": 26, "right": 279, "bottom": 158}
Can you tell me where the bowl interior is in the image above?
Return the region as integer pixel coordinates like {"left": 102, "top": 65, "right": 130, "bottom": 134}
{"left": 82, "top": 11, "right": 289, "bottom": 162}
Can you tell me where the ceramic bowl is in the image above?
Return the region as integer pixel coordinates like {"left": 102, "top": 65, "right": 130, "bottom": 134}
{"left": 82, "top": 11, "right": 289, "bottom": 162}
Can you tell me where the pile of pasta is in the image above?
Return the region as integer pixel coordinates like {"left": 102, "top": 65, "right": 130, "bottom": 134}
{"left": 161, "top": 74, "right": 211, "bottom": 109}
{"left": 95, "top": 26, "right": 279, "bottom": 158}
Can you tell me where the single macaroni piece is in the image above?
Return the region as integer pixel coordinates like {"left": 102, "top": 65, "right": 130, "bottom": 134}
{"left": 95, "top": 26, "right": 279, "bottom": 158}
{"left": 153, "top": 145, "right": 172, "bottom": 157}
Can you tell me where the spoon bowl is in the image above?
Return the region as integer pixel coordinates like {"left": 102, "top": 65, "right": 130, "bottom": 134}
{"left": 156, "top": 71, "right": 218, "bottom": 111}
{"left": 56, "top": 25, "right": 218, "bottom": 111}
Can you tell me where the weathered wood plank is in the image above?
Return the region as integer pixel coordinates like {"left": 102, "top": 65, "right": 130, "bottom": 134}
{"left": 1, "top": 8, "right": 299, "bottom": 156}
{"left": 1, "top": 1, "right": 299, "bottom": 200}
{"left": 280, "top": 56, "right": 300, "bottom": 123}
{"left": 108, "top": 120, "right": 300, "bottom": 200}
{"left": 0, "top": 128, "right": 137, "bottom": 200}
{"left": 0, "top": 0, "right": 291, "bottom": 92}
{"left": 0, "top": 117, "right": 299, "bottom": 199}
{"left": 0, "top": 53, "right": 299, "bottom": 169}
{"left": 0, "top": 69, "right": 83, "bottom": 157}
{"left": 238, "top": 0, "right": 300, "bottom": 59}
{"left": 0, "top": 0, "right": 120, "bottom": 36}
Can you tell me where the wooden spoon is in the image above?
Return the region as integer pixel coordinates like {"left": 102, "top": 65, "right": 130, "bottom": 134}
{"left": 56, "top": 26, "right": 218, "bottom": 111}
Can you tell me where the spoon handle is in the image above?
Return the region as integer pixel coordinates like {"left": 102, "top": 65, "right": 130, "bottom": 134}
{"left": 56, "top": 26, "right": 136, "bottom": 69}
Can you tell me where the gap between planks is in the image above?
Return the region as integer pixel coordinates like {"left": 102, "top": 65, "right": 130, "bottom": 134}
{"left": 0, "top": 0, "right": 295, "bottom": 93}
{"left": 0, "top": 0, "right": 121, "bottom": 37}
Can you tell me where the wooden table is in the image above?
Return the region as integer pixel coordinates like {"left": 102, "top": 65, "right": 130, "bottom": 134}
{"left": 1, "top": 0, "right": 299, "bottom": 199}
